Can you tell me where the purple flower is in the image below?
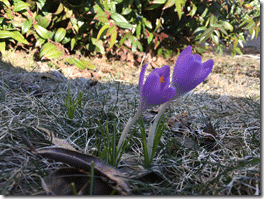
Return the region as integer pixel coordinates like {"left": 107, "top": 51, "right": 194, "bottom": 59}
{"left": 139, "top": 63, "right": 176, "bottom": 109}
{"left": 171, "top": 46, "right": 214, "bottom": 99}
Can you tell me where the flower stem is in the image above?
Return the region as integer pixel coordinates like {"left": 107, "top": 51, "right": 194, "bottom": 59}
{"left": 117, "top": 108, "right": 143, "bottom": 149}
{"left": 147, "top": 101, "right": 170, "bottom": 162}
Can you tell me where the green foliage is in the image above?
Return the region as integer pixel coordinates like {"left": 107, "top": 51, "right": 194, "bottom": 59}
{"left": 96, "top": 119, "right": 137, "bottom": 168}
{"left": 64, "top": 86, "right": 83, "bottom": 119}
{"left": 64, "top": 57, "right": 96, "bottom": 70}
{"left": 71, "top": 182, "right": 78, "bottom": 195}
{"left": 191, "top": 0, "right": 260, "bottom": 56}
{"left": 139, "top": 115, "right": 167, "bottom": 167}
{"left": 40, "top": 42, "right": 62, "bottom": 59}
{"left": 0, "top": 0, "right": 260, "bottom": 60}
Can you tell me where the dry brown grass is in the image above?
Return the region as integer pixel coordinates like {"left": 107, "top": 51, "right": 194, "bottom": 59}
{"left": 0, "top": 49, "right": 260, "bottom": 195}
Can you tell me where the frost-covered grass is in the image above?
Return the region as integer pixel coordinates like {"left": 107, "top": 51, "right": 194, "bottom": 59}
{"left": 0, "top": 52, "right": 260, "bottom": 195}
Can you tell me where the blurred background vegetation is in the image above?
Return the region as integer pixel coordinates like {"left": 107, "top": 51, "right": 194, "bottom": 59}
{"left": 0, "top": 0, "right": 260, "bottom": 69}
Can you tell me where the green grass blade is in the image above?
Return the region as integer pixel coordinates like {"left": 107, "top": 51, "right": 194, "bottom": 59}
{"left": 151, "top": 115, "right": 166, "bottom": 161}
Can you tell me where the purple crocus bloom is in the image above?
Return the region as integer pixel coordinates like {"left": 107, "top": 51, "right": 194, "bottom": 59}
{"left": 171, "top": 46, "right": 214, "bottom": 100}
{"left": 138, "top": 63, "right": 176, "bottom": 110}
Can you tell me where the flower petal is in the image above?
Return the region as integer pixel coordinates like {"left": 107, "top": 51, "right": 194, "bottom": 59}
{"left": 142, "top": 75, "right": 176, "bottom": 107}
{"left": 160, "top": 65, "right": 170, "bottom": 89}
{"left": 172, "top": 55, "right": 196, "bottom": 83}
{"left": 139, "top": 64, "right": 177, "bottom": 109}
{"left": 152, "top": 65, "right": 170, "bottom": 91}
{"left": 194, "top": 54, "right": 202, "bottom": 62}
{"left": 160, "top": 86, "right": 176, "bottom": 103}
{"left": 195, "top": 59, "right": 214, "bottom": 82}
{"left": 140, "top": 65, "right": 176, "bottom": 108}
{"left": 151, "top": 65, "right": 170, "bottom": 77}
{"left": 172, "top": 61, "right": 200, "bottom": 97}
{"left": 174, "top": 46, "right": 192, "bottom": 70}
{"left": 145, "top": 65, "right": 171, "bottom": 91}
{"left": 142, "top": 74, "right": 160, "bottom": 97}
{"left": 141, "top": 74, "right": 160, "bottom": 106}
{"left": 139, "top": 63, "right": 148, "bottom": 93}
{"left": 172, "top": 53, "right": 195, "bottom": 80}
{"left": 171, "top": 46, "right": 214, "bottom": 100}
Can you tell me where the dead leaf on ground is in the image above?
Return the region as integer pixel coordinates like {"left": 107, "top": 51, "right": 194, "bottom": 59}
{"left": 21, "top": 135, "right": 131, "bottom": 195}
{"left": 36, "top": 126, "right": 76, "bottom": 151}
{"left": 166, "top": 113, "right": 218, "bottom": 150}
{"left": 41, "top": 167, "right": 120, "bottom": 195}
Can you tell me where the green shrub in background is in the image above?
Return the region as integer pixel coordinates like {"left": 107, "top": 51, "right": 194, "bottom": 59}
{"left": 0, "top": 0, "right": 260, "bottom": 67}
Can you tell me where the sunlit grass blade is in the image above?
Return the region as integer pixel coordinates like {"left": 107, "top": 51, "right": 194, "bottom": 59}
{"left": 97, "top": 119, "right": 136, "bottom": 168}
{"left": 71, "top": 182, "right": 78, "bottom": 195}
{"left": 64, "top": 85, "right": 83, "bottom": 119}
{"left": 151, "top": 114, "right": 167, "bottom": 161}
{"left": 111, "top": 121, "right": 117, "bottom": 166}
{"left": 115, "top": 125, "right": 138, "bottom": 167}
